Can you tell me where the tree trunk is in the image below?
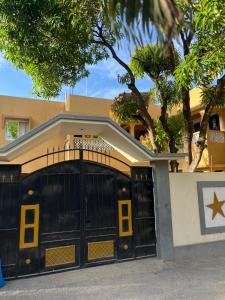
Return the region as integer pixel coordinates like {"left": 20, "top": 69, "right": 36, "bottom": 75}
{"left": 179, "top": 29, "right": 195, "bottom": 170}
{"left": 156, "top": 80, "right": 179, "bottom": 171}
{"left": 182, "top": 88, "right": 193, "bottom": 169}
{"left": 128, "top": 84, "right": 161, "bottom": 152}
{"left": 170, "top": 160, "right": 179, "bottom": 172}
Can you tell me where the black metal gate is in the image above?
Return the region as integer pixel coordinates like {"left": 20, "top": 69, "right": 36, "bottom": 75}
{"left": 0, "top": 148, "right": 156, "bottom": 279}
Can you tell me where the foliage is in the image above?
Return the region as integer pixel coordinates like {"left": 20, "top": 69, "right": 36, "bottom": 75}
{"left": 0, "top": 0, "right": 110, "bottom": 98}
{"left": 112, "top": 90, "right": 184, "bottom": 151}
{"left": 111, "top": 92, "right": 149, "bottom": 124}
{"left": 140, "top": 134, "right": 153, "bottom": 150}
{"left": 7, "top": 121, "right": 18, "bottom": 140}
{"left": 126, "top": 43, "right": 182, "bottom": 153}
{"left": 201, "top": 86, "right": 225, "bottom": 107}
{"left": 130, "top": 44, "right": 180, "bottom": 80}
{"left": 175, "top": 0, "right": 225, "bottom": 89}
{"left": 150, "top": 78, "right": 181, "bottom": 108}
{"left": 167, "top": 113, "right": 185, "bottom": 148}
{"left": 130, "top": 44, "right": 181, "bottom": 109}
{"left": 174, "top": 0, "right": 225, "bottom": 171}
{"left": 140, "top": 114, "right": 184, "bottom": 151}
{"left": 154, "top": 120, "right": 170, "bottom": 151}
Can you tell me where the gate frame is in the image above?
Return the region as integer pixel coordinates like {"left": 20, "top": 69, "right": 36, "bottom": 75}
{"left": 20, "top": 146, "right": 173, "bottom": 261}
{"left": 0, "top": 147, "right": 160, "bottom": 278}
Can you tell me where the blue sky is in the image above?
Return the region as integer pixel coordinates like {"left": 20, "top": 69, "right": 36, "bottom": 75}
{"left": 0, "top": 44, "right": 153, "bottom": 102}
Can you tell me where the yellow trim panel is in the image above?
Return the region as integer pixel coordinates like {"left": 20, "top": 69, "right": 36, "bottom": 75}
{"left": 19, "top": 204, "right": 39, "bottom": 249}
{"left": 45, "top": 245, "right": 76, "bottom": 267}
{"left": 88, "top": 240, "right": 114, "bottom": 261}
{"left": 118, "top": 200, "right": 133, "bottom": 237}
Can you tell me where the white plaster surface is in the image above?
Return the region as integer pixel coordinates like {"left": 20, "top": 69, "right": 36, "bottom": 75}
{"left": 170, "top": 172, "right": 225, "bottom": 246}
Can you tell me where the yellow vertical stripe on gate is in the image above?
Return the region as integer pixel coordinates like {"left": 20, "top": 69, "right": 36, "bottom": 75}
{"left": 118, "top": 200, "right": 133, "bottom": 237}
{"left": 19, "top": 204, "right": 39, "bottom": 249}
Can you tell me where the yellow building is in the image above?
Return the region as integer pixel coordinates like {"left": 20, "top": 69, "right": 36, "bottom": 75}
{"left": 0, "top": 89, "right": 224, "bottom": 172}
{"left": 190, "top": 88, "right": 225, "bottom": 172}
{"left": 0, "top": 94, "right": 164, "bottom": 174}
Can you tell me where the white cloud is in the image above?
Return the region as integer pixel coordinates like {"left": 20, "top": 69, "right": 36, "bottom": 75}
{"left": 88, "top": 59, "right": 125, "bottom": 80}
{"left": 88, "top": 45, "right": 132, "bottom": 80}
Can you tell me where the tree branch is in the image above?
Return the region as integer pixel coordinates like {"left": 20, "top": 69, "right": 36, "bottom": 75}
{"left": 93, "top": 26, "right": 161, "bottom": 152}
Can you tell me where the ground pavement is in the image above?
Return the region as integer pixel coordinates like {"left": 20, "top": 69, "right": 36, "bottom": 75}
{"left": 1, "top": 257, "right": 225, "bottom": 300}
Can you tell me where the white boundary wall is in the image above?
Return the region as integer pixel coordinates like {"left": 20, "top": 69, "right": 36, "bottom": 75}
{"left": 170, "top": 173, "right": 225, "bottom": 247}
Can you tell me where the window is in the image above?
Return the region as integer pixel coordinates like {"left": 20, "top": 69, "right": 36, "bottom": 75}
{"left": 134, "top": 125, "right": 148, "bottom": 141}
{"left": 19, "top": 204, "right": 39, "bottom": 249}
{"left": 209, "top": 114, "right": 220, "bottom": 131}
{"left": 118, "top": 200, "right": 133, "bottom": 237}
{"left": 5, "top": 119, "right": 29, "bottom": 141}
{"left": 194, "top": 122, "right": 201, "bottom": 132}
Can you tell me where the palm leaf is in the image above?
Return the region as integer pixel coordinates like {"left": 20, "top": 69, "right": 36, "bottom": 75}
{"left": 106, "top": 0, "right": 183, "bottom": 43}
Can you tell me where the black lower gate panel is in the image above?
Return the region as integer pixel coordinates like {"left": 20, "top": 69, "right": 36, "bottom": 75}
{"left": 0, "top": 152, "right": 156, "bottom": 279}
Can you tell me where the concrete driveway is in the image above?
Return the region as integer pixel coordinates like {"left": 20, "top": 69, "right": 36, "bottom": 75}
{"left": 1, "top": 257, "right": 225, "bottom": 300}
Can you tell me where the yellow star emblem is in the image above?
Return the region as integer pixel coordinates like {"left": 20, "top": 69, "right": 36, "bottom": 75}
{"left": 207, "top": 192, "right": 225, "bottom": 220}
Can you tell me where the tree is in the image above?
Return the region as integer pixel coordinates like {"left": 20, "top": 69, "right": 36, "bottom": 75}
{"left": 111, "top": 0, "right": 225, "bottom": 172}
{"left": 0, "top": 0, "right": 162, "bottom": 152}
{"left": 175, "top": 0, "right": 225, "bottom": 171}
{"left": 111, "top": 92, "right": 150, "bottom": 124}
{"left": 111, "top": 44, "right": 184, "bottom": 171}
{"left": 106, "top": 0, "right": 183, "bottom": 42}
{"left": 0, "top": 0, "right": 108, "bottom": 98}
{"left": 129, "top": 44, "right": 181, "bottom": 155}
{"left": 0, "top": 0, "right": 224, "bottom": 172}
{"left": 111, "top": 92, "right": 184, "bottom": 153}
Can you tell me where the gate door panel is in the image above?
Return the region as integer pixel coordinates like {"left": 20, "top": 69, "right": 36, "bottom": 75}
{"left": 82, "top": 162, "right": 118, "bottom": 265}
{"left": 18, "top": 161, "right": 81, "bottom": 276}
{"left": 132, "top": 167, "right": 156, "bottom": 258}
{"left": 0, "top": 166, "right": 21, "bottom": 278}
{"left": 40, "top": 172, "right": 80, "bottom": 271}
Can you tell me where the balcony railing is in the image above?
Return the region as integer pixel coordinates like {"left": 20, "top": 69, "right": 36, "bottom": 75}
{"left": 208, "top": 130, "right": 225, "bottom": 144}
{"left": 192, "top": 130, "right": 225, "bottom": 144}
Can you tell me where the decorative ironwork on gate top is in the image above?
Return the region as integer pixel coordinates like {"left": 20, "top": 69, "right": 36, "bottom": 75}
{"left": 20, "top": 144, "right": 131, "bottom": 175}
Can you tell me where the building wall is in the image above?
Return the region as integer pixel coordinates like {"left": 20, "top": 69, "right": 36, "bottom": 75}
{"left": 65, "top": 94, "right": 113, "bottom": 117}
{"left": 0, "top": 94, "right": 152, "bottom": 174}
{"left": 170, "top": 172, "right": 225, "bottom": 247}
{"left": 4, "top": 91, "right": 225, "bottom": 173}
{"left": 0, "top": 95, "right": 64, "bottom": 146}
{"left": 190, "top": 87, "right": 202, "bottom": 108}
{"left": 207, "top": 139, "right": 225, "bottom": 166}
